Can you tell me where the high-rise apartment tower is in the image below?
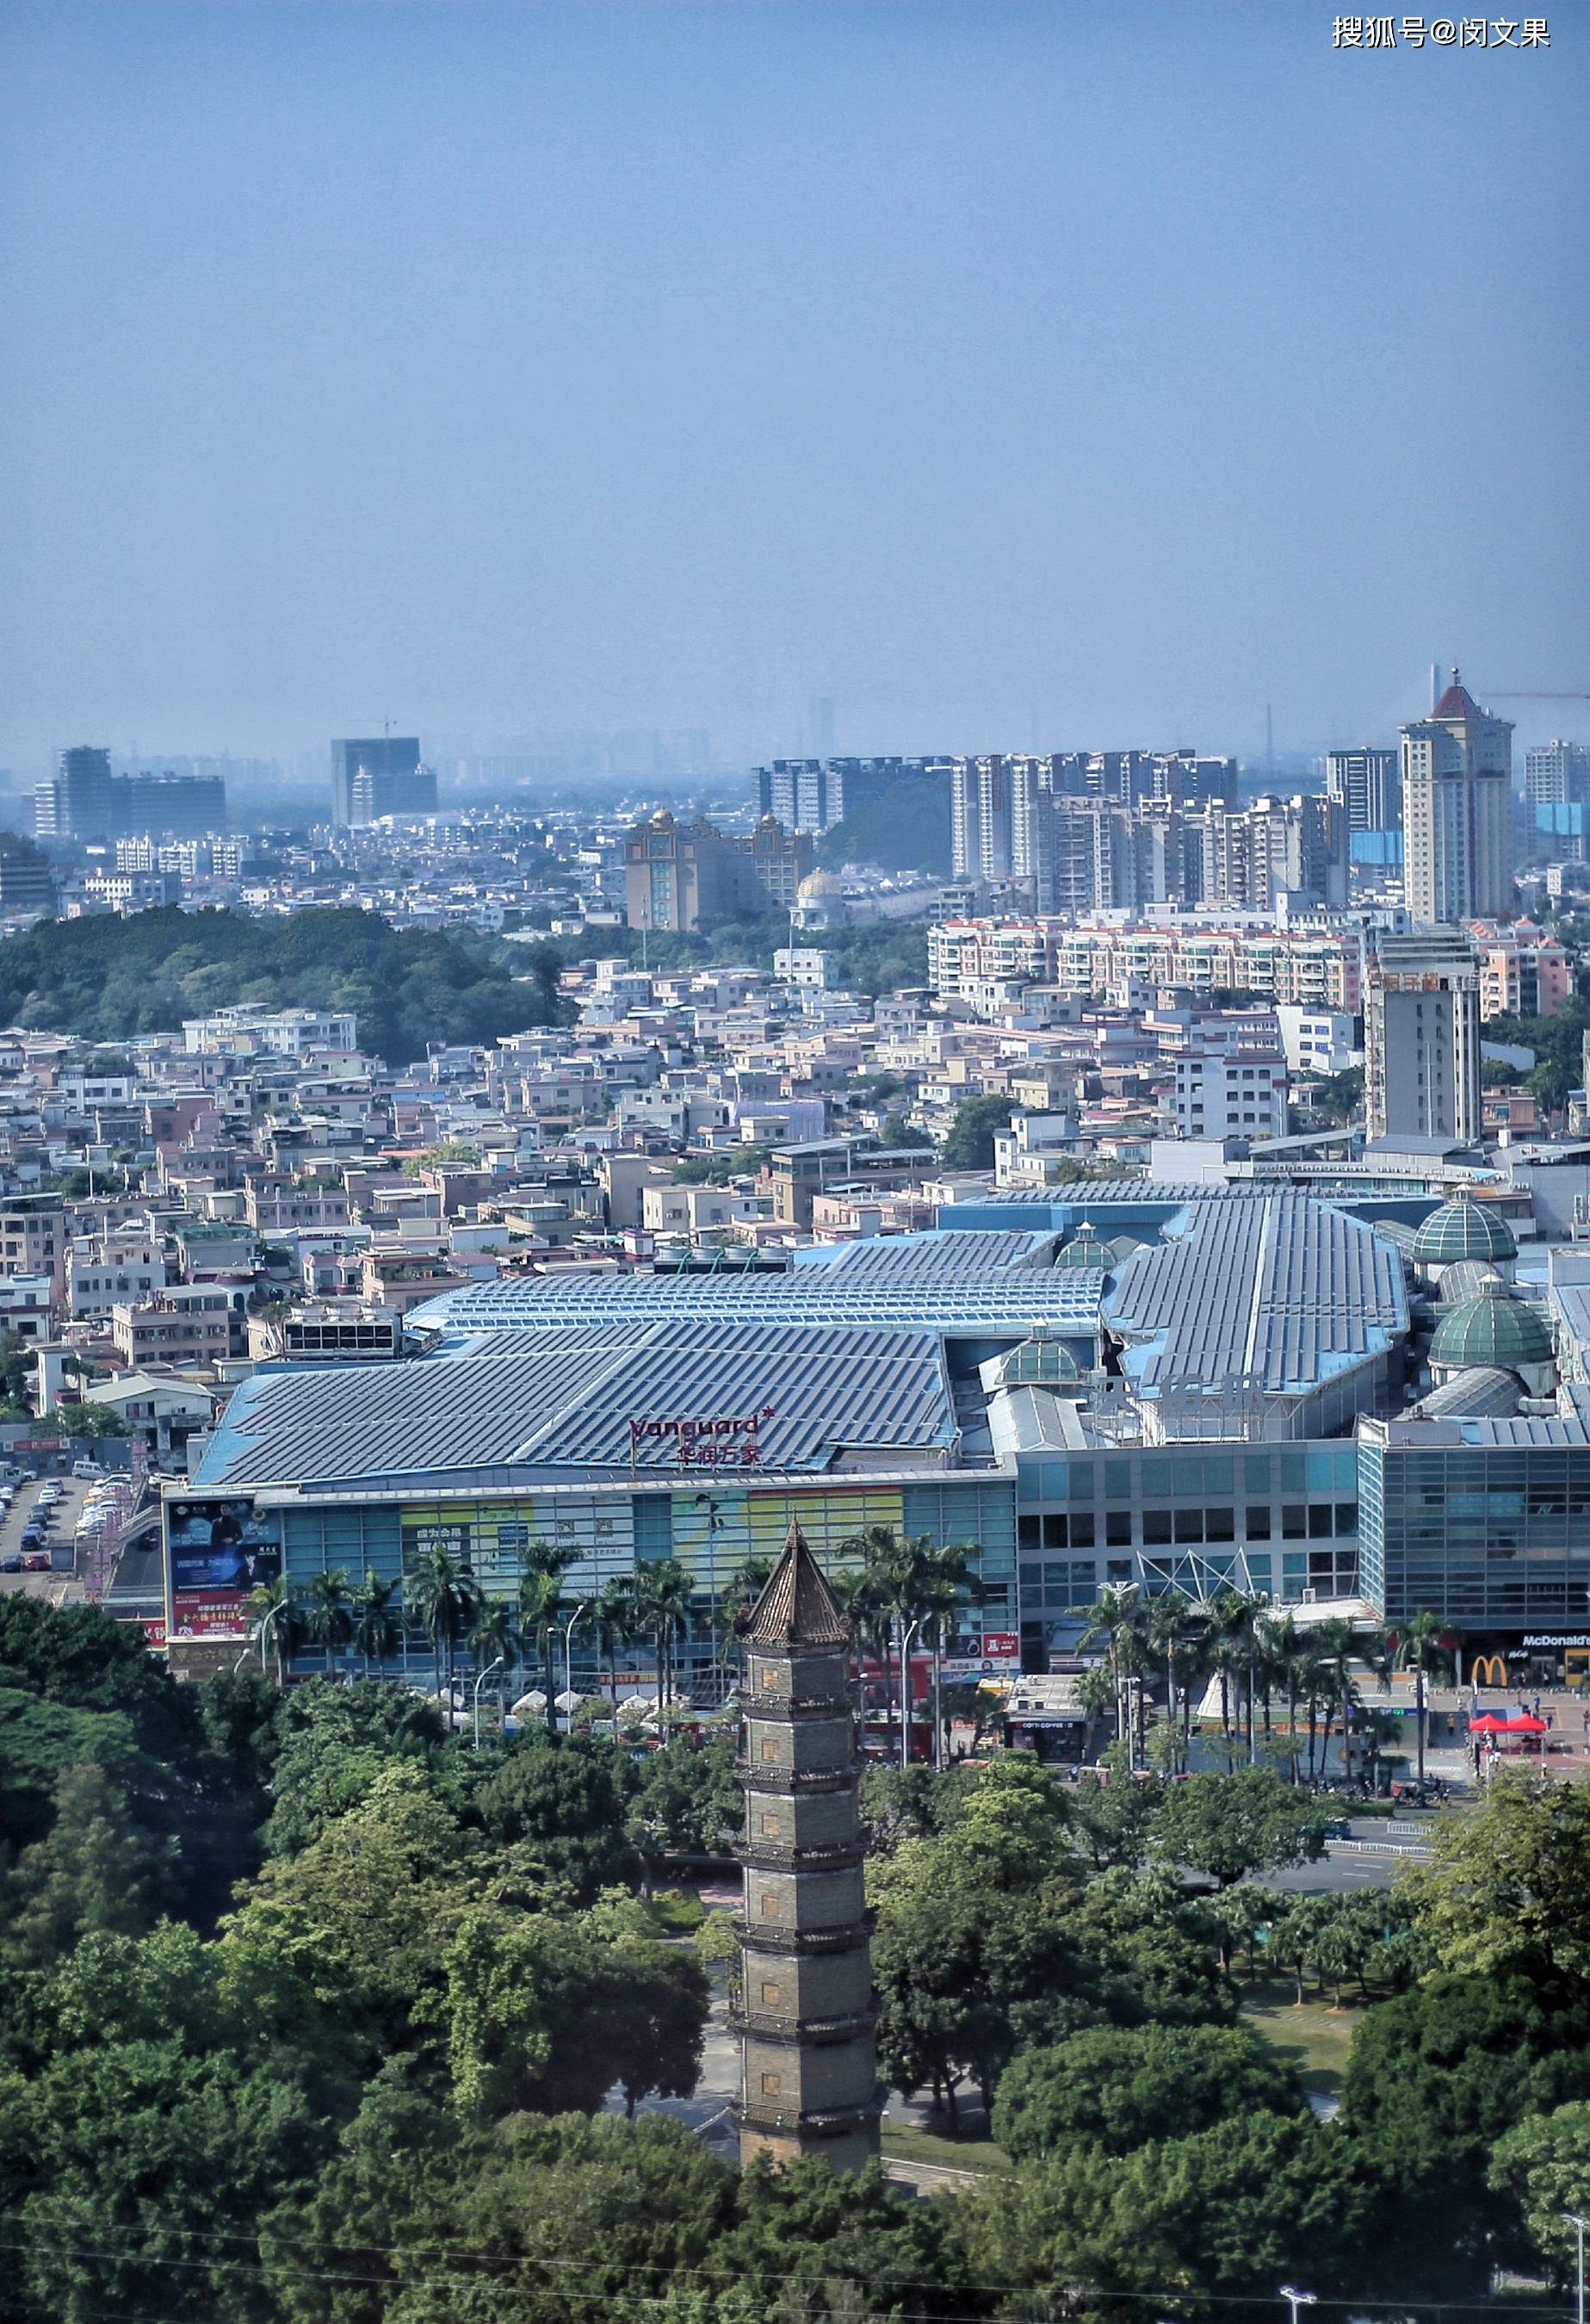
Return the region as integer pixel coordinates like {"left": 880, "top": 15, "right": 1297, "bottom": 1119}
{"left": 1400, "top": 674, "right": 1513, "bottom": 922}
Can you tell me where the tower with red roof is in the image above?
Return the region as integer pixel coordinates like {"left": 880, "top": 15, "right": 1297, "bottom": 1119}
{"left": 1401, "top": 667, "right": 1514, "bottom": 922}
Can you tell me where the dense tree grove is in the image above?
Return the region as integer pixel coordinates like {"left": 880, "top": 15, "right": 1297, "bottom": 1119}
{"left": 6, "top": 1600, "right": 1590, "bottom": 2321}
{"left": 0, "top": 906, "right": 566, "bottom": 1063}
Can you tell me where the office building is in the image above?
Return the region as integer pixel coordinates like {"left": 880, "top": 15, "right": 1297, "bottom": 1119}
{"left": 623, "top": 810, "right": 814, "bottom": 932}
{"left": 1525, "top": 741, "right": 1590, "bottom": 811}
{"left": 1327, "top": 747, "right": 1401, "bottom": 834}
{"left": 734, "top": 1527, "right": 880, "bottom": 2172}
{"left": 0, "top": 846, "right": 55, "bottom": 919}
{"left": 34, "top": 746, "right": 114, "bottom": 843}
{"left": 1400, "top": 674, "right": 1513, "bottom": 922}
{"left": 114, "top": 772, "right": 227, "bottom": 837}
{"left": 1364, "top": 927, "right": 1482, "bottom": 1144}
{"left": 330, "top": 737, "right": 435, "bottom": 827}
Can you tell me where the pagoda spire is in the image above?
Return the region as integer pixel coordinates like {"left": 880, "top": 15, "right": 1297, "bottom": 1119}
{"left": 732, "top": 1522, "right": 880, "bottom": 2172}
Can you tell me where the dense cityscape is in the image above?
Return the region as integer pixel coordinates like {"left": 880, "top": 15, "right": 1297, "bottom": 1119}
{"left": 3, "top": 5, "right": 1586, "bottom": 2323}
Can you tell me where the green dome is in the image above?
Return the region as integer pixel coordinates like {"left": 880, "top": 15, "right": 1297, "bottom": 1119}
{"left": 1411, "top": 1193, "right": 1517, "bottom": 1267}
{"left": 1056, "top": 1225, "right": 1115, "bottom": 1271}
{"left": 1430, "top": 1280, "right": 1552, "bottom": 1373}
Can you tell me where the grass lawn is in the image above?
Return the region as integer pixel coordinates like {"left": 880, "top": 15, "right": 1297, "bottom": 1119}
{"left": 880, "top": 2120, "right": 1014, "bottom": 2176}
{"left": 1239, "top": 1977, "right": 1365, "bottom": 2099}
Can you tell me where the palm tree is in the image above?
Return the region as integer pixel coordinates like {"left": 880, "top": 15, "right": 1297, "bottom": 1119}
{"left": 350, "top": 1570, "right": 402, "bottom": 1677}
{"left": 1074, "top": 1583, "right": 1147, "bottom": 1761}
{"left": 405, "top": 1544, "right": 483, "bottom": 1697}
{"left": 1395, "top": 1608, "right": 1456, "bottom": 1782}
{"left": 302, "top": 1567, "right": 354, "bottom": 1681}
{"left": 249, "top": 1576, "right": 305, "bottom": 1689}
{"left": 841, "top": 1524, "right": 919, "bottom": 1756}
{"left": 591, "top": 1576, "right": 639, "bottom": 1711}
{"left": 636, "top": 1558, "right": 695, "bottom": 1714}
{"left": 913, "top": 1538, "right": 981, "bottom": 1769}
{"left": 1144, "top": 1588, "right": 1194, "bottom": 1770}
{"left": 1313, "top": 1618, "right": 1361, "bottom": 1783}
{"left": 468, "top": 1599, "right": 519, "bottom": 1727}
{"left": 518, "top": 1540, "right": 581, "bottom": 1726}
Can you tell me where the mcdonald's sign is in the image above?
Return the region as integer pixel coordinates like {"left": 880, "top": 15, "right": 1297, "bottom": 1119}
{"left": 1471, "top": 1654, "right": 1509, "bottom": 1688}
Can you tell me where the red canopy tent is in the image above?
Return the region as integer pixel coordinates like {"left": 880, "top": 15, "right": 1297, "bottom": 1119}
{"left": 1471, "top": 1711, "right": 1546, "bottom": 1732}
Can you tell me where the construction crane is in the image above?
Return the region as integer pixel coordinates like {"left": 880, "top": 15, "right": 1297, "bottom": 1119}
{"left": 1489, "top": 692, "right": 1590, "bottom": 708}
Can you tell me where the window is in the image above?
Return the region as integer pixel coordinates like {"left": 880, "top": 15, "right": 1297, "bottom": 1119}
{"left": 760, "top": 1813, "right": 780, "bottom": 1837}
{"left": 1143, "top": 1509, "right": 1172, "bottom": 1545}
{"left": 1205, "top": 1507, "right": 1235, "bottom": 1543}
{"left": 1106, "top": 1510, "right": 1132, "bottom": 1546}
{"left": 760, "top": 1982, "right": 783, "bottom": 2008}
{"left": 1247, "top": 1505, "right": 1272, "bottom": 1540}
{"left": 1106, "top": 1559, "right": 1132, "bottom": 1584}
{"left": 761, "top": 2072, "right": 783, "bottom": 2096}
{"left": 760, "top": 1737, "right": 779, "bottom": 1763}
{"left": 760, "top": 1893, "right": 778, "bottom": 1918}
{"left": 1282, "top": 1504, "right": 1307, "bottom": 1540}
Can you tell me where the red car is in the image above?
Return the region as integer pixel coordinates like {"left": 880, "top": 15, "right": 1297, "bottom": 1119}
{"left": 23, "top": 1552, "right": 48, "bottom": 1572}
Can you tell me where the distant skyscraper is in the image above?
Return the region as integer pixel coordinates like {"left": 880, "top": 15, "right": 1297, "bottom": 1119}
{"left": 1400, "top": 673, "right": 1513, "bottom": 922}
{"left": 330, "top": 736, "right": 434, "bottom": 827}
{"left": 53, "top": 743, "right": 114, "bottom": 846}
{"left": 806, "top": 697, "right": 836, "bottom": 758}
{"left": 1326, "top": 747, "right": 1401, "bottom": 833}
{"left": 1525, "top": 740, "right": 1590, "bottom": 810}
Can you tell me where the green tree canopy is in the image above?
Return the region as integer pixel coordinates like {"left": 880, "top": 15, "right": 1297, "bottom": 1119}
{"left": 1149, "top": 1767, "right": 1330, "bottom": 1887}
{"left": 992, "top": 2020, "right": 1305, "bottom": 2160}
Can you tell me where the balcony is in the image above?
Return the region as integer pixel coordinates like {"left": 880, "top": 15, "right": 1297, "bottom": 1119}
{"left": 729, "top": 2003, "right": 877, "bottom": 2046}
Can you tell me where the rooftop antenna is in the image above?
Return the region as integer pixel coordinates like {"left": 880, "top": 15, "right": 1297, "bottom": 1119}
{"left": 1431, "top": 664, "right": 1443, "bottom": 713}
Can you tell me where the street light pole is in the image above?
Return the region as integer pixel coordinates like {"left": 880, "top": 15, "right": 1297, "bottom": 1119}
{"left": 900, "top": 1620, "right": 921, "bottom": 1766}
{"left": 1563, "top": 2212, "right": 1587, "bottom": 2324}
{"left": 235, "top": 1594, "right": 285, "bottom": 1682}
{"left": 473, "top": 1656, "right": 504, "bottom": 1750}
{"left": 1280, "top": 2287, "right": 1317, "bottom": 2324}
{"left": 561, "top": 1602, "right": 588, "bottom": 1734}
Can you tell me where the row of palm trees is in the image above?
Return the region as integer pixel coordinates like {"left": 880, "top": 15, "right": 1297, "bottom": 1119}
{"left": 1074, "top": 1583, "right": 1456, "bottom": 1782}
{"left": 250, "top": 1541, "right": 764, "bottom": 1724}
{"left": 247, "top": 1526, "right": 989, "bottom": 1757}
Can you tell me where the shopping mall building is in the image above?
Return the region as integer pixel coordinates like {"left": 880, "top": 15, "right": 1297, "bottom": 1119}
{"left": 163, "top": 1183, "right": 1590, "bottom": 1696}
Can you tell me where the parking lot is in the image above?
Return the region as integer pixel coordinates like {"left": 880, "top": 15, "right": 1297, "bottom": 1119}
{"left": 0, "top": 1471, "right": 111, "bottom": 1603}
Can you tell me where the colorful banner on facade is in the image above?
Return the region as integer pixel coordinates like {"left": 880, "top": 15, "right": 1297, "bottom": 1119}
{"left": 166, "top": 1498, "right": 281, "bottom": 1640}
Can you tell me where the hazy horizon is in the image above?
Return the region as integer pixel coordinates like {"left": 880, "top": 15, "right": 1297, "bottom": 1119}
{"left": 4, "top": 2, "right": 1587, "bottom": 778}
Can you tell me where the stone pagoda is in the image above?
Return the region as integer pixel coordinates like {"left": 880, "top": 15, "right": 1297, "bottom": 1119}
{"left": 733, "top": 1521, "right": 880, "bottom": 2172}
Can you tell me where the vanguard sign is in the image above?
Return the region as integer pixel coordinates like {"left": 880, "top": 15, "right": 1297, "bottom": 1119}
{"left": 628, "top": 1405, "right": 776, "bottom": 1470}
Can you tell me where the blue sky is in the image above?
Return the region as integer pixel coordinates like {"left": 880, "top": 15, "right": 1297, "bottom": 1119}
{"left": 2, "top": 0, "right": 1586, "bottom": 775}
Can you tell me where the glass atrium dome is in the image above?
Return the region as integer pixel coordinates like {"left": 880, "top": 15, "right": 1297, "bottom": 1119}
{"left": 1429, "top": 1278, "right": 1551, "bottom": 1373}
{"left": 1055, "top": 1224, "right": 1115, "bottom": 1271}
{"left": 1410, "top": 1193, "right": 1518, "bottom": 1270}
{"left": 998, "top": 1334, "right": 1081, "bottom": 1387}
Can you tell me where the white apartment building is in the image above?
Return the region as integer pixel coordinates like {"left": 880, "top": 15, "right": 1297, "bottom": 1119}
{"left": 1171, "top": 1052, "right": 1289, "bottom": 1142}
{"left": 67, "top": 1235, "right": 167, "bottom": 1323}
{"left": 1274, "top": 1007, "right": 1358, "bottom": 1076}
{"left": 183, "top": 1006, "right": 359, "bottom": 1057}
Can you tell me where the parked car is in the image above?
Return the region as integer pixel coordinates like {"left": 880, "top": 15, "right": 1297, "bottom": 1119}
{"left": 22, "top": 1552, "right": 48, "bottom": 1572}
{"left": 71, "top": 1461, "right": 106, "bottom": 1479}
{"left": 0, "top": 1553, "right": 21, "bottom": 1573}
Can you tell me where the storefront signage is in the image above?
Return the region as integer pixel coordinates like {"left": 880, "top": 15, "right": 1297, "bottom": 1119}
{"left": 628, "top": 1405, "right": 776, "bottom": 1469}
{"left": 1524, "top": 1634, "right": 1590, "bottom": 1648}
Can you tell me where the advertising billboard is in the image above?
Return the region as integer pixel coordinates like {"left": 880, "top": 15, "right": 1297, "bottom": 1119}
{"left": 166, "top": 1498, "right": 281, "bottom": 1640}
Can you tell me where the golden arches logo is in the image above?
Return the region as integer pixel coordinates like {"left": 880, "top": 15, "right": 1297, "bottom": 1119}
{"left": 1471, "top": 1654, "right": 1509, "bottom": 1688}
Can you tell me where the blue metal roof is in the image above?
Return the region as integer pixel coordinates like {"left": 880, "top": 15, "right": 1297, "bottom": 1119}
{"left": 192, "top": 1316, "right": 962, "bottom": 1490}
{"left": 1103, "top": 1193, "right": 1408, "bottom": 1401}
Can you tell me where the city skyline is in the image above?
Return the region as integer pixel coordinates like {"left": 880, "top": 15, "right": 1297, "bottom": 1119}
{"left": 3, "top": 3, "right": 1586, "bottom": 772}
